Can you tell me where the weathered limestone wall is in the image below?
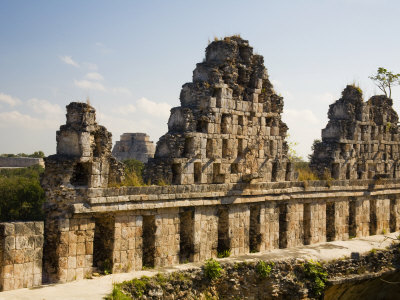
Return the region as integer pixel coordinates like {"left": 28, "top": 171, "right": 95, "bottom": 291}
{"left": 145, "top": 36, "right": 293, "bottom": 185}
{"left": 0, "top": 222, "right": 43, "bottom": 291}
{"left": 0, "top": 157, "right": 44, "bottom": 168}
{"left": 310, "top": 85, "right": 400, "bottom": 180}
{"left": 259, "top": 202, "right": 279, "bottom": 251}
{"left": 112, "top": 133, "right": 155, "bottom": 163}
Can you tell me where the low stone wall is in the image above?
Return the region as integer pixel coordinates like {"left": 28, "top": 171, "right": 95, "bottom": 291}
{"left": 42, "top": 178, "right": 400, "bottom": 283}
{"left": 0, "top": 222, "right": 44, "bottom": 291}
{"left": 0, "top": 157, "right": 44, "bottom": 168}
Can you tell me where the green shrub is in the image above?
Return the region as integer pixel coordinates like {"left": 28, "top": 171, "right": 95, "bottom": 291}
{"left": 256, "top": 261, "right": 273, "bottom": 279}
{"left": 303, "top": 260, "right": 328, "bottom": 297}
{"left": 204, "top": 258, "right": 222, "bottom": 280}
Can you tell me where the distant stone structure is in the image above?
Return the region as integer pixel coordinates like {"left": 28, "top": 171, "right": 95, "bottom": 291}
{"left": 0, "top": 157, "right": 44, "bottom": 168}
{"left": 145, "top": 36, "right": 294, "bottom": 185}
{"left": 112, "top": 133, "right": 155, "bottom": 163}
{"left": 310, "top": 85, "right": 400, "bottom": 180}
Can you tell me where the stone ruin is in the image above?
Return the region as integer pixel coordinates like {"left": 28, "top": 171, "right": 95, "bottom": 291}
{"left": 112, "top": 133, "right": 155, "bottom": 163}
{"left": 3, "top": 37, "right": 400, "bottom": 291}
{"left": 310, "top": 85, "right": 400, "bottom": 180}
{"left": 145, "top": 36, "right": 294, "bottom": 185}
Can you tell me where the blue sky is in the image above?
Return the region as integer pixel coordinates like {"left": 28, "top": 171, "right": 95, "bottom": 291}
{"left": 1, "top": 0, "right": 400, "bottom": 159}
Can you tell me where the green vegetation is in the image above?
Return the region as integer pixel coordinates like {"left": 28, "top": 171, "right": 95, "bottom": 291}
{"left": 0, "top": 150, "right": 45, "bottom": 158}
{"left": 295, "top": 161, "right": 319, "bottom": 181}
{"left": 255, "top": 260, "right": 273, "bottom": 279}
{"left": 0, "top": 165, "right": 44, "bottom": 221}
{"left": 106, "top": 285, "right": 132, "bottom": 300}
{"left": 303, "top": 260, "right": 328, "bottom": 298}
{"left": 217, "top": 249, "right": 231, "bottom": 258}
{"left": 204, "top": 258, "right": 222, "bottom": 281}
{"left": 121, "top": 159, "right": 145, "bottom": 186}
{"left": 369, "top": 67, "right": 400, "bottom": 98}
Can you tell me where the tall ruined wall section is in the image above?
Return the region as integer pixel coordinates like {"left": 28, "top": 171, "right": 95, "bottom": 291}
{"left": 310, "top": 85, "right": 400, "bottom": 179}
{"left": 112, "top": 133, "right": 155, "bottom": 163}
{"left": 145, "top": 37, "right": 293, "bottom": 185}
{"left": 41, "top": 102, "right": 124, "bottom": 282}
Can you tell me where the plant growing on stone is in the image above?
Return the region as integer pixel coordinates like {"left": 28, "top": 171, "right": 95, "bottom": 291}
{"left": 217, "top": 249, "right": 231, "bottom": 258}
{"left": 204, "top": 258, "right": 222, "bottom": 281}
{"left": 302, "top": 260, "right": 328, "bottom": 298}
{"left": 369, "top": 67, "right": 400, "bottom": 98}
{"left": 255, "top": 260, "right": 273, "bottom": 279}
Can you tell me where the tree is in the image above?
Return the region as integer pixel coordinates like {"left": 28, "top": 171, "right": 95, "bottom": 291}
{"left": 369, "top": 67, "right": 400, "bottom": 98}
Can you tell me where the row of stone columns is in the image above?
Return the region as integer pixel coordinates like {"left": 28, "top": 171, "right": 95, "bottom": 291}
{"left": 48, "top": 196, "right": 400, "bottom": 282}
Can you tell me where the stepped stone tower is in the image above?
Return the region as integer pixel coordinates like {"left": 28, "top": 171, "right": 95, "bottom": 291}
{"left": 310, "top": 85, "right": 400, "bottom": 179}
{"left": 145, "top": 36, "right": 294, "bottom": 184}
{"left": 112, "top": 133, "right": 155, "bottom": 163}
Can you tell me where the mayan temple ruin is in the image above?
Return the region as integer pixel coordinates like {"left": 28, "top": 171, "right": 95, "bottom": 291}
{"left": 2, "top": 37, "right": 400, "bottom": 293}
{"left": 310, "top": 85, "right": 400, "bottom": 180}
{"left": 145, "top": 36, "right": 294, "bottom": 185}
{"left": 112, "top": 133, "right": 155, "bottom": 163}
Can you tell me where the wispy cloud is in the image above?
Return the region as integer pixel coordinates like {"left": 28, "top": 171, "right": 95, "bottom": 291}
{"left": 111, "top": 104, "right": 137, "bottom": 115}
{"left": 85, "top": 72, "right": 104, "bottom": 81}
{"left": 27, "top": 98, "right": 63, "bottom": 116}
{"left": 0, "top": 92, "right": 21, "bottom": 106}
{"left": 111, "top": 87, "right": 132, "bottom": 96}
{"left": 59, "top": 55, "right": 80, "bottom": 68}
{"left": 74, "top": 79, "right": 106, "bottom": 91}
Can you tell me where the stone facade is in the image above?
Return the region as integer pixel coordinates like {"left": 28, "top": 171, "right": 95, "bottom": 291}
{"left": 0, "top": 222, "right": 43, "bottom": 291}
{"left": 145, "top": 36, "right": 293, "bottom": 185}
{"left": 310, "top": 85, "right": 400, "bottom": 180}
{"left": 2, "top": 37, "right": 400, "bottom": 292}
{"left": 112, "top": 133, "right": 155, "bottom": 163}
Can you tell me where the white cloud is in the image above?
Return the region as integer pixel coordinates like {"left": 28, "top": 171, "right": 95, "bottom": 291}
{"left": 111, "top": 87, "right": 132, "bottom": 96}
{"left": 27, "top": 98, "right": 63, "bottom": 116}
{"left": 284, "top": 109, "right": 320, "bottom": 125}
{"left": 0, "top": 110, "right": 61, "bottom": 130}
{"left": 74, "top": 79, "right": 106, "bottom": 91}
{"left": 136, "top": 97, "right": 171, "bottom": 117}
{"left": 59, "top": 55, "right": 80, "bottom": 68}
{"left": 0, "top": 92, "right": 21, "bottom": 106}
{"left": 85, "top": 72, "right": 104, "bottom": 81}
{"left": 111, "top": 104, "right": 137, "bottom": 115}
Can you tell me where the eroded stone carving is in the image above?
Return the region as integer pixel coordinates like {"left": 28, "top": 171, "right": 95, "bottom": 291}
{"left": 310, "top": 85, "right": 400, "bottom": 179}
{"left": 145, "top": 36, "right": 293, "bottom": 184}
{"left": 112, "top": 133, "right": 155, "bottom": 163}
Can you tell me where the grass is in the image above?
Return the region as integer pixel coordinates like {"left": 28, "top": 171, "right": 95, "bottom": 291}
{"left": 256, "top": 261, "right": 273, "bottom": 279}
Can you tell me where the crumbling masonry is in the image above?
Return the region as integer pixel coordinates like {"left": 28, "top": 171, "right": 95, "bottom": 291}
{"left": 310, "top": 85, "right": 400, "bottom": 180}
{"left": 145, "top": 36, "right": 294, "bottom": 185}
{"left": 2, "top": 37, "right": 400, "bottom": 291}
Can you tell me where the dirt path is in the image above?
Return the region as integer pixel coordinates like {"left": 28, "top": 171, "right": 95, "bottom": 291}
{"left": 0, "top": 232, "right": 397, "bottom": 300}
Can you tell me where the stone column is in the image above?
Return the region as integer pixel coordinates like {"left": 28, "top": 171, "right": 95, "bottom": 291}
{"left": 154, "top": 208, "right": 180, "bottom": 267}
{"left": 280, "top": 201, "right": 304, "bottom": 248}
{"left": 350, "top": 198, "right": 370, "bottom": 238}
{"left": 259, "top": 201, "right": 279, "bottom": 251}
{"left": 113, "top": 214, "right": 142, "bottom": 273}
{"left": 304, "top": 201, "right": 326, "bottom": 244}
{"left": 390, "top": 196, "right": 400, "bottom": 232}
{"left": 328, "top": 199, "right": 349, "bottom": 241}
{"left": 371, "top": 197, "right": 390, "bottom": 235}
{"left": 48, "top": 217, "right": 94, "bottom": 283}
{"left": 228, "top": 205, "right": 250, "bottom": 256}
{"left": 193, "top": 206, "right": 218, "bottom": 261}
